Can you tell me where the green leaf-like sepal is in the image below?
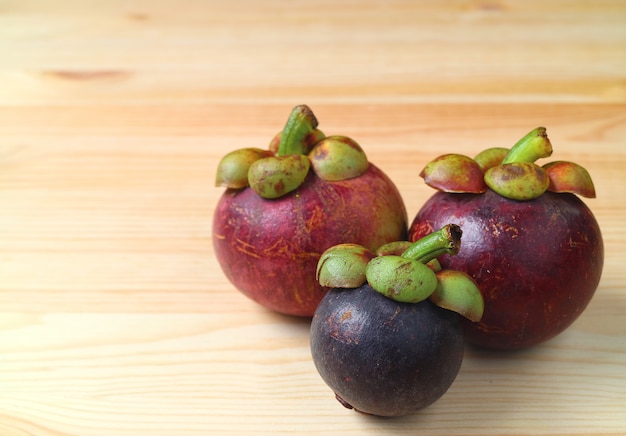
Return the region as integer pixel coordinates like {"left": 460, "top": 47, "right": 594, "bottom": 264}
{"left": 309, "top": 136, "right": 369, "bottom": 181}
{"left": 215, "top": 148, "right": 271, "bottom": 189}
{"left": 543, "top": 161, "right": 596, "bottom": 198}
{"left": 248, "top": 155, "right": 310, "bottom": 199}
{"left": 474, "top": 147, "right": 508, "bottom": 171}
{"left": 375, "top": 241, "right": 412, "bottom": 256}
{"left": 316, "top": 244, "right": 375, "bottom": 288}
{"left": 484, "top": 162, "right": 550, "bottom": 201}
{"left": 420, "top": 154, "right": 487, "bottom": 193}
{"left": 430, "top": 270, "right": 484, "bottom": 322}
{"left": 365, "top": 256, "right": 438, "bottom": 303}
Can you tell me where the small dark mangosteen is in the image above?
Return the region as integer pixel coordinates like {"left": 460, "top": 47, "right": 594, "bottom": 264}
{"left": 310, "top": 225, "right": 484, "bottom": 416}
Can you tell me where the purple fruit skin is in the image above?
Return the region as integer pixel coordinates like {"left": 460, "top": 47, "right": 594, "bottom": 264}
{"left": 409, "top": 190, "right": 604, "bottom": 350}
{"left": 310, "top": 285, "right": 464, "bottom": 416}
{"left": 213, "top": 164, "right": 407, "bottom": 317}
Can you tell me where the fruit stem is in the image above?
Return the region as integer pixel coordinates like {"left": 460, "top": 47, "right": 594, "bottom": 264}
{"left": 501, "top": 127, "right": 553, "bottom": 164}
{"left": 277, "top": 105, "right": 319, "bottom": 156}
{"left": 401, "top": 224, "right": 462, "bottom": 264}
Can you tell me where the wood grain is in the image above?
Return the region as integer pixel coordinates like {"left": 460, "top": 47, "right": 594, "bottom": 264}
{"left": 1, "top": 1, "right": 625, "bottom": 434}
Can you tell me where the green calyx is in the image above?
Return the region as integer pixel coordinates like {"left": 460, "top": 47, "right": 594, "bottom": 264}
{"left": 316, "top": 244, "right": 376, "bottom": 289}
{"left": 215, "top": 105, "right": 370, "bottom": 199}
{"left": 420, "top": 127, "right": 596, "bottom": 201}
{"left": 215, "top": 148, "right": 272, "bottom": 189}
{"left": 248, "top": 154, "right": 310, "bottom": 199}
{"left": 366, "top": 255, "right": 438, "bottom": 303}
{"left": 316, "top": 224, "right": 484, "bottom": 322}
{"left": 430, "top": 270, "right": 484, "bottom": 322}
{"left": 309, "top": 136, "right": 369, "bottom": 181}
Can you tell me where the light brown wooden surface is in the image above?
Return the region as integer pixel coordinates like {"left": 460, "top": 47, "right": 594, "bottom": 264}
{"left": 1, "top": 1, "right": 625, "bottom": 434}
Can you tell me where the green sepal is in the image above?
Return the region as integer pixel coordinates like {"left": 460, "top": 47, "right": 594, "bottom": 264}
{"left": 248, "top": 155, "right": 310, "bottom": 199}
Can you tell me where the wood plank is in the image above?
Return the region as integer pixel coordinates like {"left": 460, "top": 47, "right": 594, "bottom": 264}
{"left": 1, "top": 0, "right": 625, "bottom": 434}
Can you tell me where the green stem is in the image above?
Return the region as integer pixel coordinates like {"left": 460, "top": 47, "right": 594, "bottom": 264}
{"left": 401, "top": 224, "right": 462, "bottom": 264}
{"left": 501, "top": 127, "right": 553, "bottom": 164}
{"left": 277, "top": 105, "right": 318, "bottom": 156}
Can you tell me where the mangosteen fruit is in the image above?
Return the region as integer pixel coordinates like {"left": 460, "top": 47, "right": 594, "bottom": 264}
{"left": 213, "top": 105, "right": 407, "bottom": 316}
{"left": 409, "top": 127, "right": 603, "bottom": 350}
{"left": 311, "top": 225, "right": 484, "bottom": 416}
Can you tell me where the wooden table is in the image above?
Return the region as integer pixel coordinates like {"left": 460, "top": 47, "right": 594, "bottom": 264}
{"left": 1, "top": 1, "right": 625, "bottom": 434}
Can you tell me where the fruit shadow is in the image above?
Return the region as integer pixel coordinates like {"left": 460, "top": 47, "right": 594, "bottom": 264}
{"left": 255, "top": 306, "right": 314, "bottom": 335}
{"left": 254, "top": 306, "right": 539, "bottom": 425}
{"left": 351, "top": 343, "right": 550, "bottom": 429}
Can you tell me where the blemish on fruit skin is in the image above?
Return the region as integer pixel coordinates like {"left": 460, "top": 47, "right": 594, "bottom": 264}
{"left": 305, "top": 204, "right": 324, "bottom": 233}
{"left": 383, "top": 307, "right": 402, "bottom": 327}
{"left": 312, "top": 146, "right": 328, "bottom": 160}
{"left": 235, "top": 238, "right": 261, "bottom": 258}
{"left": 326, "top": 309, "right": 362, "bottom": 345}
{"left": 273, "top": 179, "right": 285, "bottom": 195}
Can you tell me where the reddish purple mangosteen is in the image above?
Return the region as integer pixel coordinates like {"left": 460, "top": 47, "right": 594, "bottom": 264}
{"left": 213, "top": 105, "right": 407, "bottom": 316}
{"left": 409, "top": 127, "right": 603, "bottom": 350}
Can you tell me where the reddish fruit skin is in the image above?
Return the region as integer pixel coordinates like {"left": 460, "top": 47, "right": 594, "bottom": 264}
{"left": 310, "top": 285, "right": 464, "bottom": 416}
{"left": 409, "top": 190, "right": 603, "bottom": 350}
{"left": 213, "top": 164, "right": 407, "bottom": 317}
